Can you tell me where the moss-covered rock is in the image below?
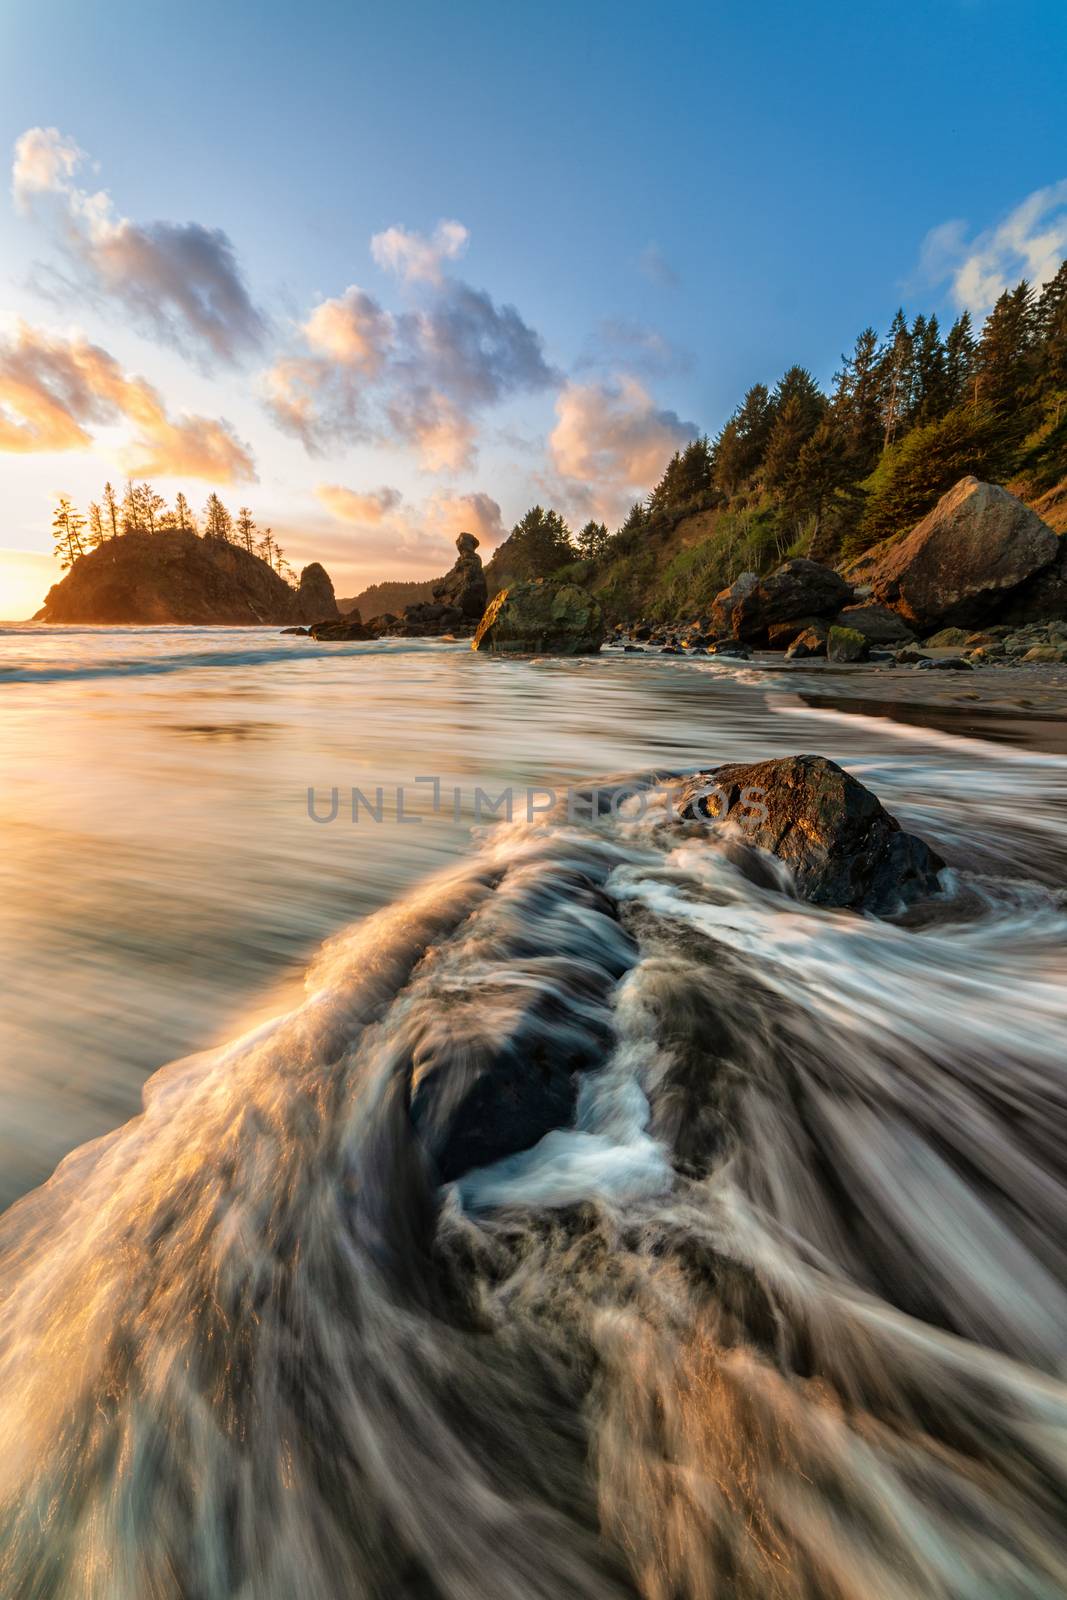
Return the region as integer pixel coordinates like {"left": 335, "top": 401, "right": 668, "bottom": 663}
{"left": 472, "top": 580, "right": 604, "bottom": 654}
{"left": 827, "top": 625, "right": 869, "bottom": 662}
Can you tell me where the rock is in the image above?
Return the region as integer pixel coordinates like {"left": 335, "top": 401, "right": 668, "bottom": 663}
{"left": 895, "top": 647, "right": 931, "bottom": 665}
{"left": 33, "top": 529, "right": 336, "bottom": 626}
{"left": 999, "top": 534, "right": 1067, "bottom": 623}
{"left": 827, "top": 625, "right": 869, "bottom": 663}
{"left": 733, "top": 559, "right": 852, "bottom": 643}
{"left": 923, "top": 627, "right": 971, "bottom": 648}
{"left": 472, "top": 580, "right": 604, "bottom": 655}
{"left": 706, "top": 639, "right": 751, "bottom": 657}
{"left": 835, "top": 602, "right": 915, "bottom": 644}
{"left": 867, "top": 478, "right": 1058, "bottom": 631}
{"left": 710, "top": 571, "right": 758, "bottom": 637}
{"left": 678, "top": 753, "right": 944, "bottom": 914}
{"left": 428, "top": 531, "right": 488, "bottom": 621}
{"left": 309, "top": 617, "right": 374, "bottom": 641}
{"left": 916, "top": 656, "right": 974, "bottom": 671}
{"left": 767, "top": 616, "right": 823, "bottom": 649}
{"left": 295, "top": 562, "right": 339, "bottom": 623}
{"left": 785, "top": 623, "right": 828, "bottom": 659}
{"left": 280, "top": 626, "right": 309, "bottom": 635}
{"left": 409, "top": 854, "right": 636, "bottom": 1181}
{"left": 1021, "top": 644, "right": 1067, "bottom": 662}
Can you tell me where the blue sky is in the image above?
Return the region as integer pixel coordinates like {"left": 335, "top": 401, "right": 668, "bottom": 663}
{"left": 1, "top": 0, "right": 1065, "bottom": 612}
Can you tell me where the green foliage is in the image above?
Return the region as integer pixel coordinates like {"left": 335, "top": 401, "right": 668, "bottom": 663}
{"left": 853, "top": 405, "right": 1013, "bottom": 551}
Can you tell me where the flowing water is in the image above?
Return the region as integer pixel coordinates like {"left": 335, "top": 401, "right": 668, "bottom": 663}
{"left": 1, "top": 625, "right": 1066, "bottom": 1599}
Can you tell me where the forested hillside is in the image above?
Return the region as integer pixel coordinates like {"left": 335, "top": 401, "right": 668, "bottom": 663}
{"left": 489, "top": 263, "right": 1067, "bottom": 620}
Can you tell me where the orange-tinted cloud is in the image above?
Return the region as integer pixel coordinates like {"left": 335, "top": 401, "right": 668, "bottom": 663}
{"left": 550, "top": 376, "right": 694, "bottom": 514}
{"left": 0, "top": 322, "right": 256, "bottom": 482}
{"left": 12, "top": 127, "right": 266, "bottom": 367}
{"left": 314, "top": 484, "right": 403, "bottom": 524}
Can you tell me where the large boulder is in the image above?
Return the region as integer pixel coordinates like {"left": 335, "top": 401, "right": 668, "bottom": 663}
{"left": 827, "top": 624, "right": 869, "bottom": 663}
{"left": 868, "top": 478, "right": 1058, "bottom": 631}
{"left": 678, "top": 753, "right": 944, "bottom": 913}
{"left": 718, "top": 559, "right": 852, "bottom": 643}
{"left": 834, "top": 601, "right": 915, "bottom": 644}
{"left": 295, "top": 562, "right": 339, "bottom": 623}
{"left": 472, "top": 580, "right": 604, "bottom": 654}
{"left": 710, "top": 571, "right": 758, "bottom": 637}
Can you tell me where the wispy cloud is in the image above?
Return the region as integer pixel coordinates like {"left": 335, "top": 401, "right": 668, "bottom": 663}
{"left": 0, "top": 321, "right": 256, "bottom": 482}
{"left": 264, "top": 224, "right": 557, "bottom": 470}
{"left": 918, "top": 181, "right": 1067, "bottom": 314}
{"left": 370, "top": 220, "right": 469, "bottom": 284}
{"left": 311, "top": 479, "right": 504, "bottom": 577}
{"left": 12, "top": 126, "right": 267, "bottom": 367}
{"left": 576, "top": 318, "right": 692, "bottom": 378}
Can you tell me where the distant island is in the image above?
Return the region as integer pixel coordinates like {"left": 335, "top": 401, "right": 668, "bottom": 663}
{"left": 35, "top": 484, "right": 338, "bottom": 625}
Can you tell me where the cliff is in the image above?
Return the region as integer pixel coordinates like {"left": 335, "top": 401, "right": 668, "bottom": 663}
{"left": 33, "top": 532, "right": 339, "bottom": 625}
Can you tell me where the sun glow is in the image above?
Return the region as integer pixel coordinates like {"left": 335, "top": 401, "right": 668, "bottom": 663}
{"left": 0, "top": 549, "right": 54, "bottom": 620}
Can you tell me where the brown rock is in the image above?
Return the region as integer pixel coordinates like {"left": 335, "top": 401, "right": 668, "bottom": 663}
{"left": 868, "top": 478, "right": 1058, "bottom": 631}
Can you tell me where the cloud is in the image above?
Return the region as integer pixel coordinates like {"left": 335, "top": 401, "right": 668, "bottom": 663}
{"left": 302, "top": 286, "right": 393, "bottom": 372}
{"left": 638, "top": 243, "right": 680, "bottom": 289}
{"left": 576, "top": 318, "right": 692, "bottom": 377}
{"left": 313, "top": 483, "right": 505, "bottom": 576}
{"left": 314, "top": 483, "right": 403, "bottom": 523}
{"left": 918, "top": 181, "right": 1067, "bottom": 315}
{"left": 265, "top": 229, "right": 556, "bottom": 470}
{"left": 0, "top": 321, "right": 255, "bottom": 481}
{"left": 550, "top": 376, "right": 695, "bottom": 505}
{"left": 12, "top": 126, "right": 266, "bottom": 366}
{"left": 370, "top": 220, "right": 469, "bottom": 284}
{"left": 424, "top": 490, "right": 505, "bottom": 549}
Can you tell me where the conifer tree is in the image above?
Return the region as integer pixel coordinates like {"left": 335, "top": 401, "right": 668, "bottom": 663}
{"left": 87, "top": 502, "right": 105, "bottom": 549}
{"left": 52, "top": 497, "right": 86, "bottom": 568}
{"left": 102, "top": 481, "right": 119, "bottom": 539}
{"left": 235, "top": 507, "right": 256, "bottom": 554}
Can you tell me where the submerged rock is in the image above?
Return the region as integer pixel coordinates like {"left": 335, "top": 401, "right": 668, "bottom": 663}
{"left": 309, "top": 615, "right": 374, "bottom": 640}
{"left": 678, "top": 753, "right": 944, "bottom": 913}
{"left": 868, "top": 477, "right": 1058, "bottom": 631}
{"left": 472, "top": 579, "right": 604, "bottom": 654}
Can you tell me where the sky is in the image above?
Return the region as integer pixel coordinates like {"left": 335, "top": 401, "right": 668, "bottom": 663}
{"left": 1, "top": 0, "right": 1065, "bottom": 616}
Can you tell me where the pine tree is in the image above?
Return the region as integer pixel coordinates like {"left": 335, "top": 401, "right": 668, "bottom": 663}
{"left": 944, "top": 313, "right": 977, "bottom": 410}
{"left": 713, "top": 383, "right": 775, "bottom": 493}
{"left": 575, "top": 520, "right": 609, "bottom": 558}
{"left": 87, "top": 502, "right": 105, "bottom": 549}
{"left": 832, "top": 327, "right": 883, "bottom": 475}
{"left": 977, "top": 282, "right": 1037, "bottom": 411}
{"left": 102, "top": 481, "right": 119, "bottom": 539}
{"left": 174, "top": 492, "right": 195, "bottom": 534}
{"left": 763, "top": 368, "right": 826, "bottom": 496}
{"left": 497, "top": 506, "right": 573, "bottom": 579}
{"left": 137, "top": 483, "right": 166, "bottom": 534}
{"left": 235, "top": 507, "right": 256, "bottom": 554}
{"left": 52, "top": 497, "right": 87, "bottom": 568}
{"left": 1034, "top": 260, "right": 1067, "bottom": 419}
{"left": 121, "top": 480, "right": 144, "bottom": 535}
{"left": 909, "top": 314, "right": 950, "bottom": 426}
{"left": 878, "top": 309, "right": 914, "bottom": 449}
{"left": 202, "top": 493, "right": 232, "bottom": 541}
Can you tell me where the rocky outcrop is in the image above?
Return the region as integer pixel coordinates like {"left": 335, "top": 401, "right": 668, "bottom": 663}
{"left": 472, "top": 579, "right": 604, "bottom": 654}
{"left": 679, "top": 754, "right": 944, "bottom": 913}
{"left": 390, "top": 532, "right": 488, "bottom": 637}
{"left": 712, "top": 559, "right": 852, "bottom": 644}
{"left": 34, "top": 531, "right": 335, "bottom": 626}
{"left": 868, "top": 478, "right": 1058, "bottom": 631}
{"left": 309, "top": 614, "right": 374, "bottom": 640}
{"left": 295, "top": 562, "right": 339, "bottom": 623}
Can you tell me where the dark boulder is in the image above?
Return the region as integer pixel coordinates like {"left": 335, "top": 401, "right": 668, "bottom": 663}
{"left": 678, "top": 753, "right": 944, "bottom": 914}
{"left": 407, "top": 858, "right": 636, "bottom": 1182}
{"left": 767, "top": 615, "right": 824, "bottom": 648}
{"left": 868, "top": 477, "right": 1058, "bottom": 631}
{"left": 834, "top": 602, "right": 915, "bottom": 644}
{"left": 999, "top": 532, "right": 1067, "bottom": 624}
{"left": 309, "top": 616, "right": 374, "bottom": 641}
{"left": 732, "top": 559, "right": 852, "bottom": 643}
